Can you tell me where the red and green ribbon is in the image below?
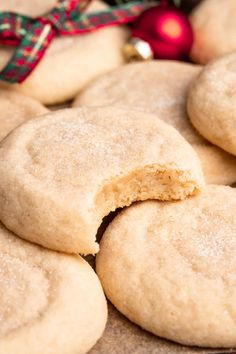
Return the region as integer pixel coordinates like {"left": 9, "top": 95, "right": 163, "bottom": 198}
{"left": 0, "top": 0, "right": 149, "bottom": 83}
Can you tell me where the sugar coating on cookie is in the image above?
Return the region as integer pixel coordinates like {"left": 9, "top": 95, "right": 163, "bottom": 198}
{"left": 0, "top": 1, "right": 127, "bottom": 104}
{"left": 188, "top": 52, "right": 236, "bottom": 157}
{"left": 96, "top": 185, "right": 236, "bottom": 348}
{"left": 0, "top": 107, "right": 203, "bottom": 254}
{"left": 74, "top": 62, "right": 200, "bottom": 141}
{"left": 190, "top": 0, "right": 236, "bottom": 64}
{"left": 0, "top": 223, "right": 107, "bottom": 354}
{"left": 74, "top": 61, "right": 236, "bottom": 185}
{"left": 0, "top": 90, "right": 48, "bottom": 141}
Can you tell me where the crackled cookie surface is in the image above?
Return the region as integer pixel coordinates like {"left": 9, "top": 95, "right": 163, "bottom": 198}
{"left": 96, "top": 185, "right": 236, "bottom": 348}
{"left": 0, "top": 0, "right": 127, "bottom": 104}
{"left": 188, "top": 52, "right": 236, "bottom": 157}
{"left": 74, "top": 61, "right": 236, "bottom": 185}
{"left": 190, "top": 0, "right": 236, "bottom": 64}
{"left": 0, "top": 90, "right": 48, "bottom": 141}
{"left": 0, "top": 107, "right": 203, "bottom": 254}
{"left": 0, "top": 223, "right": 107, "bottom": 354}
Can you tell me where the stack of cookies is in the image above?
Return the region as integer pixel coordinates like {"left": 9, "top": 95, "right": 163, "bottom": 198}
{"left": 0, "top": 0, "right": 236, "bottom": 353}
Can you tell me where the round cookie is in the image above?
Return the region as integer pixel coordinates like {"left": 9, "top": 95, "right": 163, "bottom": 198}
{"left": 0, "top": 222, "right": 107, "bottom": 354}
{"left": 96, "top": 185, "right": 236, "bottom": 348}
{"left": 74, "top": 61, "right": 236, "bottom": 185}
{"left": 0, "top": 90, "right": 48, "bottom": 141}
{"left": 0, "top": 106, "right": 203, "bottom": 255}
{"left": 0, "top": 0, "right": 127, "bottom": 105}
{"left": 190, "top": 0, "right": 236, "bottom": 64}
{"left": 188, "top": 52, "right": 236, "bottom": 157}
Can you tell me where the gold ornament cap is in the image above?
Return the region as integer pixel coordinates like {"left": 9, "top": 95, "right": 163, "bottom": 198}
{"left": 123, "top": 37, "right": 154, "bottom": 62}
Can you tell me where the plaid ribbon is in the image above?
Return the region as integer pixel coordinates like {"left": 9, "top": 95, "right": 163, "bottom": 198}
{"left": 0, "top": 0, "right": 149, "bottom": 83}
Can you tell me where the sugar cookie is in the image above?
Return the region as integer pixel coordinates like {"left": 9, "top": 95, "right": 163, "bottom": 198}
{"left": 96, "top": 185, "right": 236, "bottom": 348}
{"left": 0, "top": 107, "right": 203, "bottom": 254}
{"left": 0, "top": 222, "right": 107, "bottom": 354}
{"left": 74, "top": 61, "right": 236, "bottom": 185}
{"left": 0, "top": 0, "right": 127, "bottom": 105}
{"left": 188, "top": 52, "right": 236, "bottom": 157}
{"left": 0, "top": 90, "right": 48, "bottom": 141}
{"left": 190, "top": 0, "right": 236, "bottom": 64}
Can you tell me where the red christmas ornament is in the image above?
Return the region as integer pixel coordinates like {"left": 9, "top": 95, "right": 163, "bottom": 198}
{"left": 127, "top": 4, "right": 193, "bottom": 61}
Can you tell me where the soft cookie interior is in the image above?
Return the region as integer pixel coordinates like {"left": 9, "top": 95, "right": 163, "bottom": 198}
{"left": 95, "top": 164, "right": 202, "bottom": 216}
